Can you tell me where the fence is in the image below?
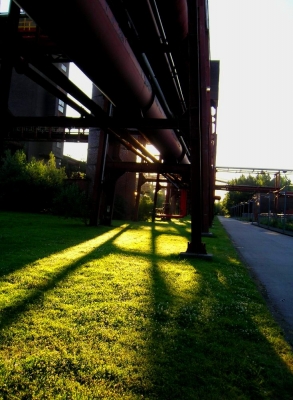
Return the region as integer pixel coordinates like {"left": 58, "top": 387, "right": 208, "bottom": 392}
{"left": 257, "top": 213, "right": 293, "bottom": 234}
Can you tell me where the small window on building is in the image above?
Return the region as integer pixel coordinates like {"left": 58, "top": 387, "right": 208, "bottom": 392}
{"left": 58, "top": 99, "right": 65, "bottom": 113}
{"left": 61, "top": 64, "right": 67, "bottom": 72}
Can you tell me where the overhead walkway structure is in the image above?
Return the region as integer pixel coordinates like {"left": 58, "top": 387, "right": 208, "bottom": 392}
{"left": 0, "top": 0, "right": 220, "bottom": 256}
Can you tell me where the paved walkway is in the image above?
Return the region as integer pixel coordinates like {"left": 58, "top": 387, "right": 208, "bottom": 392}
{"left": 218, "top": 216, "right": 293, "bottom": 346}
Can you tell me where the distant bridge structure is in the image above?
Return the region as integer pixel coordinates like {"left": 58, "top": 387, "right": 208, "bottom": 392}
{"left": 215, "top": 184, "right": 280, "bottom": 193}
{"left": 215, "top": 166, "right": 293, "bottom": 193}
{"left": 216, "top": 166, "right": 293, "bottom": 175}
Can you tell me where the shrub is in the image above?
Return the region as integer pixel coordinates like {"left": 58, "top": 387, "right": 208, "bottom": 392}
{"left": 52, "top": 183, "right": 89, "bottom": 223}
{"left": 0, "top": 150, "right": 67, "bottom": 213}
{"left": 138, "top": 194, "right": 153, "bottom": 221}
{"left": 113, "top": 194, "right": 127, "bottom": 220}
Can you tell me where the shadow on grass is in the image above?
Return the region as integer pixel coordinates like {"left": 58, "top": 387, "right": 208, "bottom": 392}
{"left": 138, "top": 222, "right": 293, "bottom": 399}
{"left": 0, "top": 223, "right": 130, "bottom": 334}
{"left": 0, "top": 214, "right": 293, "bottom": 398}
{"left": 0, "top": 212, "right": 112, "bottom": 277}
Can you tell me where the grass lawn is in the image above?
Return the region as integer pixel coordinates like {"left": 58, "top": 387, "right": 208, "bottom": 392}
{"left": 0, "top": 211, "right": 292, "bottom": 399}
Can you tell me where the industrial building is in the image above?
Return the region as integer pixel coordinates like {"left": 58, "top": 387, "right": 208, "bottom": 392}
{"left": 0, "top": 0, "right": 220, "bottom": 255}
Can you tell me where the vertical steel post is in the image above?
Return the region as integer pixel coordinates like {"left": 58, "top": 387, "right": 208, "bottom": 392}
{"left": 198, "top": 0, "right": 211, "bottom": 233}
{"left": 0, "top": 2, "right": 20, "bottom": 156}
{"left": 183, "top": 0, "right": 208, "bottom": 255}
{"left": 268, "top": 194, "right": 271, "bottom": 227}
{"left": 89, "top": 99, "right": 110, "bottom": 226}
{"left": 152, "top": 172, "right": 161, "bottom": 222}
{"left": 89, "top": 129, "right": 109, "bottom": 226}
{"left": 283, "top": 192, "right": 287, "bottom": 232}
{"left": 134, "top": 172, "right": 145, "bottom": 222}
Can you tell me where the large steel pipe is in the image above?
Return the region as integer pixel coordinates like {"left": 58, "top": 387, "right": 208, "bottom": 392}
{"left": 156, "top": 0, "right": 188, "bottom": 42}
{"left": 13, "top": 0, "right": 189, "bottom": 163}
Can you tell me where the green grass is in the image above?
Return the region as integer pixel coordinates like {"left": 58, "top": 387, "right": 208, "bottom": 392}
{"left": 0, "top": 211, "right": 292, "bottom": 399}
{"left": 258, "top": 215, "right": 293, "bottom": 233}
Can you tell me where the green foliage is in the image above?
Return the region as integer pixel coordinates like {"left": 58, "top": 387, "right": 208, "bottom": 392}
{"left": 258, "top": 214, "right": 293, "bottom": 233}
{"left": 0, "top": 150, "right": 67, "bottom": 212}
{"left": 52, "top": 183, "right": 89, "bottom": 222}
{"left": 148, "top": 189, "right": 165, "bottom": 209}
{"left": 220, "top": 173, "right": 292, "bottom": 215}
{"left": 138, "top": 194, "right": 153, "bottom": 221}
{"left": 113, "top": 194, "right": 127, "bottom": 220}
{"left": 0, "top": 148, "right": 27, "bottom": 179}
{"left": 214, "top": 201, "right": 225, "bottom": 216}
{"left": 70, "top": 171, "right": 87, "bottom": 179}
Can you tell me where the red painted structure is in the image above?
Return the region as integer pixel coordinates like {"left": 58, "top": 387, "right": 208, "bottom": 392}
{"left": 12, "top": 0, "right": 189, "bottom": 164}
{"left": 155, "top": 189, "right": 188, "bottom": 219}
{"left": 0, "top": 0, "right": 220, "bottom": 255}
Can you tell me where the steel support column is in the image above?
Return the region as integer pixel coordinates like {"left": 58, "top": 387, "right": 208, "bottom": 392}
{"left": 0, "top": 2, "right": 20, "bottom": 156}
{"left": 152, "top": 154, "right": 163, "bottom": 223}
{"left": 100, "top": 139, "right": 126, "bottom": 225}
{"left": 152, "top": 173, "right": 161, "bottom": 222}
{"left": 181, "top": 0, "right": 209, "bottom": 256}
{"left": 133, "top": 172, "right": 146, "bottom": 222}
{"left": 88, "top": 93, "right": 110, "bottom": 226}
{"left": 198, "top": 0, "right": 210, "bottom": 234}
{"left": 89, "top": 129, "right": 109, "bottom": 226}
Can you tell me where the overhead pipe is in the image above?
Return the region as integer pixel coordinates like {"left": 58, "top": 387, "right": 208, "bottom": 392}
{"left": 107, "top": 127, "right": 155, "bottom": 164}
{"left": 23, "top": 55, "right": 164, "bottom": 164}
{"left": 111, "top": 2, "right": 174, "bottom": 119}
{"left": 12, "top": 60, "right": 173, "bottom": 168}
{"left": 146, "top": 0, "right": 187, "bottom": 114}
{"left": 15, "top": 57, "right": 170, "bottom": 167}
{"left": 156, "top": 0, "right": 188, "bottom": 42}
{"left": 155, "top": 0, "right": 190, "bottom": 116}
{"left": 122, "top": 131, "right": 159, "bottom": 163}
{"left": 28, "top": 57, "right": 108, "bottom": 122}
{"left": 145, "top": 0, "right": 189, "bottom": 159}
{"left": 14, "top": 58, "right": 90, "bottom": 117}
{"left": 109, "top": 128, "right": 184, "bottom": 185}
{"left": 13, "top": 0, "right": 189, "bottom": 164}
{"left": 141, "top": 54, "right": 174, "bottom": 119}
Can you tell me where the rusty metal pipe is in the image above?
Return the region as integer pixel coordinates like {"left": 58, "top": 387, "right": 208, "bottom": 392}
{"left": 15, "top": 60, "right": 90, "bottom": 117}
{"left": 156, "top": 0, "right": 188, "bottom": 41}
{"left": 13, "top": 0, "right": 189, "bottom": 164}
{"left": 146, "top": 0, "right": 187, "bottom": 113}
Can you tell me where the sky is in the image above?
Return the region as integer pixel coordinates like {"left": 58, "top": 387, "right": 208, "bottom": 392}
{"left": 66, "top": 0, "right": 293, "bottom": 186}
{"left": 63, "top": 65, "right": 92, "bottom": 162}
{"left": 208, "top": 0, "right": 293, "bottom": 186}
{"left": 1, "top": 0, "right": 293, "bottom": 185}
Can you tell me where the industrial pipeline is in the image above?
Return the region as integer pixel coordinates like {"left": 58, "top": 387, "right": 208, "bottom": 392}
{"left": 13, "top": 0, "right": 190, "bottom": 164}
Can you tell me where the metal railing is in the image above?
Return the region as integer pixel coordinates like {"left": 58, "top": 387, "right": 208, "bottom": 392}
{"left": 257, "top": 213, "right": 293, "bottom": 235}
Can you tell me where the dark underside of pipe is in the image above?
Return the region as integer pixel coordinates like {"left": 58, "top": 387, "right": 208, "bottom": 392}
{"left": 13, "top": 0, "right": 190, "bottom": 164}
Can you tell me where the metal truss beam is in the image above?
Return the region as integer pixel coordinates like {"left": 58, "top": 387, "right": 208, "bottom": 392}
{"left": 6, "top": 116, "right": 188, "bottom": 130}
{"left": 106, "top": 161, "right": 190, "bottom": 175}
{"left": 215, "top": 185, "right": 280, "bottom": 193}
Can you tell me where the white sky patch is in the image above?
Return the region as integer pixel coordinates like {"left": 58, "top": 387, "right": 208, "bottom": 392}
{"left": 0, "top": 0, "right": 10, "bottom": 13}
{"left": 208, "top": 0, "right": 293, "bottom": 195}
{"left": 3, "top": 1, "right": 293, "bottom": 185}
{"left": 63, "top": 64, "right": 93, "bottom": 161}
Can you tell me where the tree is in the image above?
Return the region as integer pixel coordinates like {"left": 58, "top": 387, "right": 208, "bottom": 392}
{"left": 220, "top": 173, "right": 291, "bottom": 216}
{"left": 0, "top": 150, "right": 67, "bottom": 212}
{"left": 138, "top": 194, "right": 153, "bottom": 221}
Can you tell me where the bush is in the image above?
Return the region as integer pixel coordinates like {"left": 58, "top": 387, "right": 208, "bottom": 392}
{"left": 138, "top": 194, "right": 153, "bottom": 221}
{"left": 0, "top": 150, "right": 67, "bottom": 213}
{"left": 52, "top": 183, "right": 89, "bottom": 223}
{"left": 113, "top": 194, "right": 127, "bottom": 220}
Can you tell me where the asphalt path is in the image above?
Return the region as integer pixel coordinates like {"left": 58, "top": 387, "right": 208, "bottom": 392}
{"left": 217, "top": 216, "right": 293, "bottom": 346}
